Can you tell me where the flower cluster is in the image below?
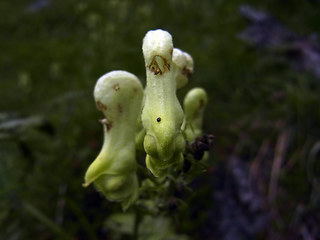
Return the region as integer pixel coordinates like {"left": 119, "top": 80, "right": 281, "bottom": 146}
{"left": 83, "top": 29, "right": 209, "bottom": 210}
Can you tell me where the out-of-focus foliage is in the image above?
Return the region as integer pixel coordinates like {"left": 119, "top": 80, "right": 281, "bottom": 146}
{"left": 105, "top": 214, "right": 189, "bottom": 240}
{"left": 1, "top": 0, "right": 320, "bottom": 239}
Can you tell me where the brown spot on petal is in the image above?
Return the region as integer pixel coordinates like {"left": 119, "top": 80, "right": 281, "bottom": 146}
{"left": 99, "top": 118, "right": 113, "bottom": 131}
{"left": 149, "top": 60, "right": 162, "bottom": 75}
{"left": 148, "top": 55, "right": 170, "bottom": 75}
{"left": 106, "top": 123, "right": 112, "bottom": 131}
{"left": 182, "top": 67, "right": 192, "bottom": 78}
{"left": 113, "top": 83, "right": 120, "bottom": 91}
{"left": 96, "top": 101, "right": 107, "bottom": 111}
{"left": 165, "top": 62, "right": 170, "bottom": 71}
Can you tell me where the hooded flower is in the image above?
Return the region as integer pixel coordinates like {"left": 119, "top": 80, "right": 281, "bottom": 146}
{"left": 83, "top": 70, "right": 143, "bottom": 210}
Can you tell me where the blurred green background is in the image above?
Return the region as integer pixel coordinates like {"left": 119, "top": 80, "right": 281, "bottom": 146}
{"left": 1, "top": 0, "right": 320, "bottom": 239}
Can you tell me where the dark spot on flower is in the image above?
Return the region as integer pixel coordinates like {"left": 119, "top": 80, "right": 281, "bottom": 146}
{"left": 150, "top": 61, "right": 162, "bottom": 75}
{"left": 148, "top": 55, "right": 170, "bottom": 75}
{"left": 113, "top": 83, "right": 120, "bottom": 91}
{"left": 165, "top": 62, "right": 170, "bottom": 71}
{"left": 105, "top": 122, "right": 113, "bottom": 131}
{"left": 96, "top": 101, "right": 107, "bottom": 111}
{"left": 99, "top": 118, "right": 113, "bottom": 132}
{"left": 182, "top": 67, "right": 192, "bottom": 78}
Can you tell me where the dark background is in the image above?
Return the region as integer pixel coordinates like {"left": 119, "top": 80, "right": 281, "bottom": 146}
{"left": 1, "top": 0, "right": 320, "bottom": 239}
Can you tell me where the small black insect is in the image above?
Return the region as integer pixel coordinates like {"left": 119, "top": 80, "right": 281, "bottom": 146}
{"left": 157, "top": 117, "right": 161, "bottom": 122}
